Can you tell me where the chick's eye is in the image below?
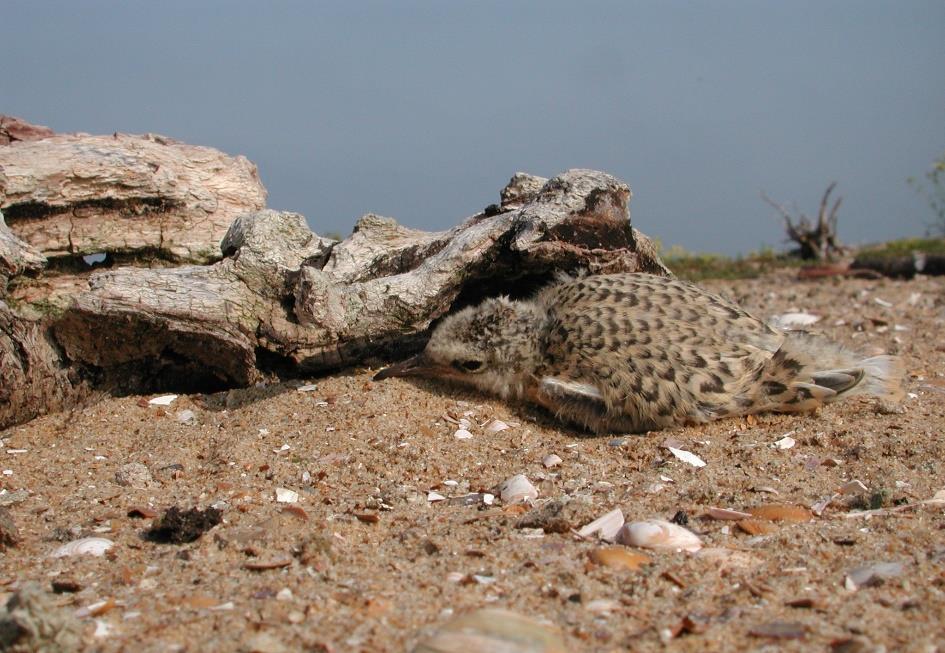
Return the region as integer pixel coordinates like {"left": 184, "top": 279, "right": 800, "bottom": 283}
{"left": 455, "top": 359, "right": 484, "bottom": 372}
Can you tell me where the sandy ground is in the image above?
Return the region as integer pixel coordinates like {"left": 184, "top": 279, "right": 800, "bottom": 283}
{"left": 1, "top": 270, "right": 944, "bottom": 652}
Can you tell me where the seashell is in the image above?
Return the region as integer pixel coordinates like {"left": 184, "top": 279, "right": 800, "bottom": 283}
{"left": 498, "top": 474, "right": 538, "bottom": 504}
{"left": 746, "top": 504, "right": 812, "bottom": 523}
{"left": 588, "top": 546, "right": 651, "bottom": 572}
{"left": 667, "top": 447, "right": 706, "bottom": 468}
{"left": 736, "top": 519, "right": 778, "bottom": 536}
{"left": 51, "top": 537, "right": 114, "bottom": 558}
{"left": 413, "top": 607, "right": 567, "bottom": 653}
{"left": 275, "top": 487, "right": 299, "bottom": 504}
{"left": 774, "top": 436, "right": 796, "bottom": 450}
{"left": 484, "top": 419, "right": 510, "bottom": 434}
{"left": 838, "top": 479, "right": 868, "bottom": 495}
{"left": 576, "top": 508, "right": 624, "bottom": 542}
{"left": 616, "top": 519, "right": 702, "bottom": 552}
{"left": 705, "top": 507, "right": 752, "bottom": 521}
{"left": 542, "top": 454, "right": 562, "bottom": 468}
{"left": 453, "top": 429, "right": 473, "bottom": 440}
{"left": 427, "top": 492, "right": 447, "bottom": 502}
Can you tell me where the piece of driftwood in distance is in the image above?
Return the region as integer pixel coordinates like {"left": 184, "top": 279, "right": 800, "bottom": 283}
{"left": 851, "top": 251, "right": 945, "bottom": 278}
{"left": 0, "top": 130, "right": 267, "bottom": 265}
{"left": 53, "top": 169, "right": 669, "bottom": 399}
{"left": 762, "top": 182, "right": 847, "bottom": 261}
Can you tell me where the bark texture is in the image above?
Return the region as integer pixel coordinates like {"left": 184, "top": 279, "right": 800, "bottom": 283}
{"left": 52, "top": 169, "right": 667, "bottom": 397}
{"left": 0, "top": 132, "right": 267, "bottom": 264}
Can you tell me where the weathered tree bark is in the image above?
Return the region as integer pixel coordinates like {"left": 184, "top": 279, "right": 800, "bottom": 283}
{"left": 0, "top": 131, "right": 267, "bottom": 264}
{"left": 0, "top": 299, "right": 94, "bottom": 428}
{"left": 51, "top": 169, "right": 667, "bottom": 397}
{"left": 0, "top": 211, "right": 46, "bottom": 288}
{"left": 0, "top": 115, "right": 55, "bottom": 145}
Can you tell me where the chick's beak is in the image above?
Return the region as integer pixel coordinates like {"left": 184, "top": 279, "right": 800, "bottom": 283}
{"left": 373, "top": 353, "right": 443, "bottom": 381}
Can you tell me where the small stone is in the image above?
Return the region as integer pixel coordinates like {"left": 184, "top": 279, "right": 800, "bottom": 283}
{"left": 542, "top": 454, "right": 562, "bottom": 468}
{"left": 115, "top": 462, "right": 152, "bottom": 488}
{"left": 845, "top": 561, "right": 905, "bottom": 589}
{"left": 0, "top": 583, "right": 84, "bottom": 652}
{"left": 176, "top": 409, "right": 197, "bottom": 425}
{"left": 0, "top": 507, "right": 19, "bottom": 549}
{"left": 516, "top": 497, "right": 595, "bottom": 534}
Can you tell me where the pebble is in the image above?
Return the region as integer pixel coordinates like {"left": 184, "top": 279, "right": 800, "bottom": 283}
{"left": 542, "top": 454, "right": 562, "bottom": 468}
{"left": 115, "top": 462, "right": 152, "bottom": 488}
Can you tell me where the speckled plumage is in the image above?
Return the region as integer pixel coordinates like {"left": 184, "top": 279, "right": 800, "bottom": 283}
{"left": 375, "top": 273, "right": 904, "bottom": 433}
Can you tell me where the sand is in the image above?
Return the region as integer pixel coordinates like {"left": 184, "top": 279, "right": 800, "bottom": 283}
{"left": 1, "top": 270, "right": 943, "bottom": 652}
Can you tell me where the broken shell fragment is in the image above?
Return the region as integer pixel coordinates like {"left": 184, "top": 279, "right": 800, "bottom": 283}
{"left": 498, "top": 474, "right": 538, "bottom": 504}
{"left": 616, "top": 519, "right": 702, "bottom": 552}
{"left": 147, "top": 394, "right": 178, "bottom": 406}
{"left": 588, "top": 546, "right": 651, "bottom": 571}
{"left": 747, "top": 504, "right": 812, "bottom": 523}
{"left": 576, "top": 508, "right": 625, "bottom": 542}
{"left": 484, "top": 419, "right": 511, "bottom": 434}
{"left": 275, "top": 488, "right": 299, "bottom": 504}
{"left": 542, "top": 454, "right": 562, "bottom": 469}
{"left": 667, "top": 447, "right": 706, "bottom": 468}
{"left": 453, "top": 429, "right": 473, "bottom": 440}
{"left": 413, "top": 607, "right": 567, "bottom": 653}
{"left": 705, "top": 507, "right": 752, "bottom": 521}
{"left": 51, "top": 537, "right": 114, "bottom": 558}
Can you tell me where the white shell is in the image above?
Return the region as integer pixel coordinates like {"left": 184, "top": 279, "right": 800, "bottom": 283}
{"left": 542, "top": 454, "right": 562, "bottom": 468}
{"left": 706, "top": 507, "right": 752, "bottom": 521}
{"left": 616, "top": 519, "right": 702, "bottom": 552}
{"left": 51, "top": 537, "right": 114, "bottom": 558}
{"left": 668, "top": 447, "right": 706, "bottom": 468}
{"left": 275, "top": 487, "right": 299, "bottom": 503}
{"left": 839, "top": 479, "right": 868, "bottom": 495}
{"left": 774, "top": 436, "right": 796, "bottom": 450}
{"left": 427, "top": 491, "right": 447, "bottom": 502}
{"left": 148, "top": 394, "right": 178, "bottom": 406}
{"left": 577, "top": 508, "right": 625, "bottom": 542}
{"left": 484, "top": 419, "right": 510, "bottom": 434}
{"left": 453, "top": 429, "right": 473, "bottom": 440}
{"left": 769, "top": 312, "right": 821, "bottom": 329}
{"left": 498, "top": 474, "right": 538, "bottom": 504}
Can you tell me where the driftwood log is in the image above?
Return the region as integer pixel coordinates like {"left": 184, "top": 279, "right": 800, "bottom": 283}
{"left": 54, "top": 169, "right": 668, "bottom": 391}
{"left": 0, "top": 119, "right": 669, "bottom": 429}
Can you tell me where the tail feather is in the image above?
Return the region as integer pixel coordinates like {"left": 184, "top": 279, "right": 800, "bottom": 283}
{"left": 749, "top": 332, "right": 905, "bottom": 414}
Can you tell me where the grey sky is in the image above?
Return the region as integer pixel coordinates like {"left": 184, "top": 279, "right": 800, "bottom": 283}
{"left": 4, "top": 0, "right": 944, "bottom": 254}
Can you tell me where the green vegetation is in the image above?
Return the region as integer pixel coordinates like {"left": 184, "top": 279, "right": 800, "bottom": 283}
{"left": 855, "top": 237, "right": 945, "bottom": 260}
{"left": 660, "top": 244, "right": 803, "bottom": 281}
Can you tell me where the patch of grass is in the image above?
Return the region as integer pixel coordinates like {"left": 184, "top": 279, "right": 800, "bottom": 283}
{"left": 661, "top": 245, "right": 802, "bottom": 281}
{"left": 854, "top": 237, "right": 945, "bottom": 260}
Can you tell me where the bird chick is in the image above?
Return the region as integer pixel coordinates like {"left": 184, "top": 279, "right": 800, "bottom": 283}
{"left": 374, "top": 273, "right": 904, "bottom": 433}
